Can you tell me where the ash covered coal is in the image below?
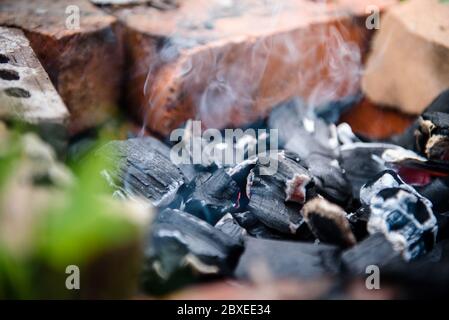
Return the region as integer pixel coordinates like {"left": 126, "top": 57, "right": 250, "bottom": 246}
{"left": 97, "top": 90, "right": 449, "bottom": 296}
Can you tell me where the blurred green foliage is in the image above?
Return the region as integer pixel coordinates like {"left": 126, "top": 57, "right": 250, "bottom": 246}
{"left": 0, "top": 124, "right": 146, "bottom": 299}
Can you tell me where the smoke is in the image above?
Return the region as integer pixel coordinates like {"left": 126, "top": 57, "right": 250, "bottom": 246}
{"left": 141, "top": 0, "right": 365, "bottom": 134}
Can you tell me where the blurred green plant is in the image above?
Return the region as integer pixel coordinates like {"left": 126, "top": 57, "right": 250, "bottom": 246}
{"left": 0, "top": 123, "right": 150, "bottom": 299}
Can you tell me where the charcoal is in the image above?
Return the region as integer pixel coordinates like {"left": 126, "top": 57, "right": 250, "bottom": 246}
{"left": 98, "top": 137, "right": 185, "bottom": 206}
{"left": 268, "top": 98, "right": 337, "bottom": 159}
{"left": 436, "top": 212, "right": 449, "bottom": 241}
{"left": 379, "top": 240, "right": 449, "bottom": 298}
{"left": 416, "top": 177, "right": 449, "bottom": 214}
{"left": 235, "top": 237, "right": 341, "bottom": 281}
{"left": 341, "top": 233, "right": 403, "bottom": 275}
{"left": 184, "top": 168, "right": 239, "bottom": 224}
{"left": 347, "top": 207, "right": 370, "bottom": 240}
{"left": 246, "top": 152, "right": 315, "bottom": 235}
{"left": 336, "top": 123, "right": 362, "bottom": 146}
{"left": 214, "top": 213, "right": 246, "bottom": 244}
{"left": 359, "top": 170, "right": 417, "bottom": 207}
{"left": 141, "top": 209, "right": 243, "bottom": 294}
{"left": 231, "top": 211, "right": 286, "bottom": 240}
{"left": 415, "top": 112, "right": 449, "bottom": 161}
{"left": 388, "top": 89, "right": 449, "bottom": 150}
{"left": 302, "top": 198, "right": 356, "bottom": 248}
{"left": 339, "top": 143, "right": 403, "bottom": 198}
{"left": 368, "top": 187, "right": 437, "bottom": 260}
{"left": 303, "top": 153, "right": 351, "bottom": 205}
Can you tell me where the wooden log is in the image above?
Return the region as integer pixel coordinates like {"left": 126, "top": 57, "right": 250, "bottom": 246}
{"left": 0, "top": 27, "right": 69, "bottom": 151}
{"left": 362, "top": 0, "right": 449, "bottom": 115}
{"left": 112, "top": 0, "right": 397, "bottom": 135}
{"left": 0, "top": 0, "right": 124, "bottom": 135}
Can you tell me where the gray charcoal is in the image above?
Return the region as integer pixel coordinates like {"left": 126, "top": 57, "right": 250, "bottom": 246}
{"left": 141, "top": 209, "right": 243, "bottom": 293}
{"left": 302, "top": 197, "right": 356, "bottom": 248}
{"left": 235, "top": 237, "right": 341, "bottom": 281}
{"left": 341, "top": 233, "right": 402, "bottom": 275}
{"left": 231, "top": 211, "right": 287, "bottom": 240}
{"left": 215, "top": 213, "right": 246, "bottom": 244}
{"left": 184, "top": 168, "right": 239, "bottom": 224}
{"left": 246, "top": 152, "right": 314, "bottom": 235}
{"left": 368, "top": 187, "right": 437, "bottom": 261}
{"left": 98, "top": 137, "right": 185, "bottom": 206}
{"left": 303, "top": 153, "right": 351, "bottom": 205}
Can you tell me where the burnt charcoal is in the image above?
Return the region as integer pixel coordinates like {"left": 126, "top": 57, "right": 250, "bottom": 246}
{"left": 339, "top": 143, "right": 402, "bottom": 198}
{"left": 98, "top": 137, "right": 185, "bottom": 206}
{"left": 235, "top": 237, "right": 341, "bottom": 281}
{"left": 184, "top": 168, "right": 239, "bottom": 224}
{"left": 436, "top": 212, "right": 449, "bottom": 241}
{"left": 214, "top": 213, "right": 246, "bottom": 244}
{"left": 268, "top": 98, "right": 337, "bottom": 159}
{"left": 416, "top": 177, "right": 449, "bottom": 214}
{"left": 304, "top": 153, "right": 351, "bottom": 205}
{"left": 388, "top": 89, "right": 449, "bottom": 150}
{"left": 231, "top": 211, "right": 288, "bottom": 240}
{"left": 347, "top": 207, "right": 370, "bottom": 241}
{"left": 302, "top": 198, "right": 356, "bottom": 248}
{"left": 341, "top": 233, "right": 403, "bottom": 275}
{"left": 359, "top": 170, "right": 415, "bottom": 207}
{"left": 246, "top": 152, "right": 315, "bottom": 235}
{"left": 379, "top": 240, "right": 449, "bottom": 298}
{"left": 416, "top": 112, "right": 449, "bottom": 161}
{"left": 368, "top": 187, "right": 437, "bottom": 260}
{"left": 141, "top": 209, "right": 243, "bottom": 294}
{"left": 336, "top": 122, "right": 362, "bottom": 146}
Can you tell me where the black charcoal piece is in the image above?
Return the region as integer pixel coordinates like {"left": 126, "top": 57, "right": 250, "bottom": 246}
{"left": 302, "top": 198, "right": 356, "bottom": 248}
{"left": 235, "top": 237, "right": 341, "bottom": 281}
{"left": 368, "top": 187, "right": 437, "bottom": 261}
{"left": 341, "top": 233, "right": 402, "bottom": 275}
{"left": 416, "top": 177, "right": 449, "bottom": 214}
{"left": 339, "top": 143, "right": 400, "bottom": 198}
{"left": 347, "top": 207, "right": 370, "bottom": 240}
{"left": 98, "top": 137, "right": 185, "bottom": 206}
{"left": 141, "top": 209, "right": 243, "bottom": 294}
{"left": 231, "top": 211, "right": 287, "bottom": 240}
{"left": 304, "top": 153, "right": 351, "bottom": 205}
{"left": 215, "top": 213, "right": 246, "bottom": 244}
{"left": 359, "top": 170, "right": 415, "bottom": 207}
{"left": 246, "top": 152, "right": 314, "bottom": 235}
{"left": 388, "top": 89, "right": 449, "bottom": 150}
{"left": 184, "top": 168, "right": 239, "bottom": 224}
{"left": 416, "top": 112, "right": 449, "bottom": 161}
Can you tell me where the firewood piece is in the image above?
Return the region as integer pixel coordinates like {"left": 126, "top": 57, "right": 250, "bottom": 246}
{"left": 0, "top": 0, "right": 124, "bottom": 134}
{"left": 112, "top": 0, "right": 397, "bottom": 136}
{"left": 98, "top": 137, "right": 185, "bottom": 206}
{"left": 362, "top": 0, "right": 449, "bottom": 115}
{"left": 235, "top": 237, "right": 341, "bottom": 281}
{"left": 0, "top": 27, "right": 69, "bottom": 126}
{"left": 302, "top": 197, "right": 356, "bottom": 248}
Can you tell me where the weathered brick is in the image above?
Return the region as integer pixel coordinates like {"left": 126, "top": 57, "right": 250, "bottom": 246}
{"left": 0, "top": 0, "right": 124, "bottom": 134}
{"left": 114, "top": 0, "right": 397, "bottom": 135}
